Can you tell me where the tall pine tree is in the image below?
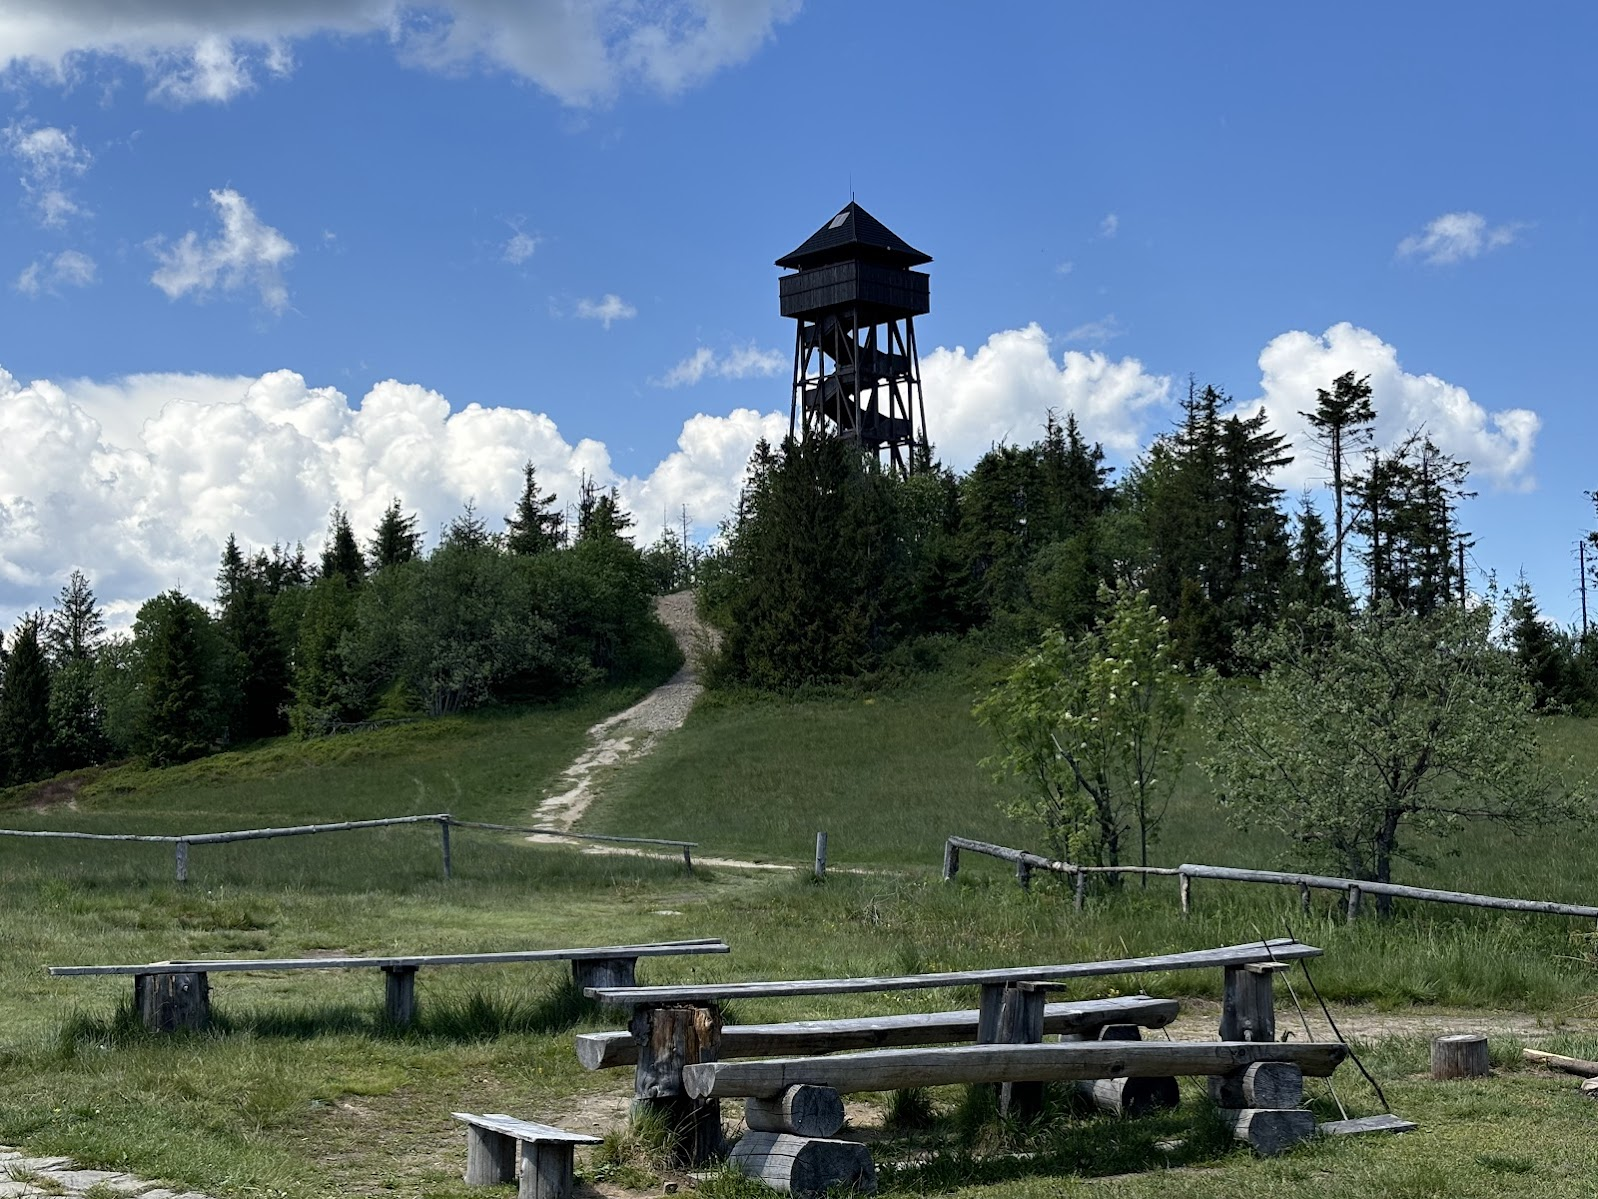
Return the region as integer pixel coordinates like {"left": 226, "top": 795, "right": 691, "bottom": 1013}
{"left": 0, "top": 615, "right": 52, "bottom": 784}
{"left": 320, "top": 508, "right": 366, "bottom": 584}
{"left": 505, "top": 462, "right": 565, "bottom": 554}
{"left": 369, "top": 499, "right": 422, "bottom": 568}
{"left": 1301, "top": 371, "right": 1376, "bottom": 594}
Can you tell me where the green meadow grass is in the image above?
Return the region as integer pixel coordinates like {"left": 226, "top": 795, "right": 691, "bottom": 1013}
{"left": 0, "top": 667, "right": 1597, "bottom": 1196}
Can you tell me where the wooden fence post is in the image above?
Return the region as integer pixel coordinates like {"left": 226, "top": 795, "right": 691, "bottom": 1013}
{"left": 1179, "top": 870, "right": 1190, "bottom": 918}
{"left": 942, "top": 839, "right": 960, "bottom": 881}
{"left": 1073, "top": 869, "right": 1086, "bottom": 913}
{"left": 1016, "top": 858, "right": 1032, "bottom": 890}
{"left": 1299, "top": 881, "right": 1311, "bottom": 913}
{"left": 814, "top": 832, "right": 827, "bottom": 879}
{"left": 174, "top": 840, "right": 189, "bottom": 885}
{"left": 1346, "top": 885, "right": 1361, "bottom": 923}
{"left": 439, "top": 816, "right": 453, "bottom": 881}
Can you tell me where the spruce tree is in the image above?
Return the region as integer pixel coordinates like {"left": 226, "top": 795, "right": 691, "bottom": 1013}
{"left": 0, "top": 615, "right": 52, "bottom": 784}
{"left": 319, "top": 508, "right": 366, "bottom": 584}
{"left": 369, "top": 498, "right": 423, "bottom": 568}
{"left": 138, "top": 590, "right": 225, "bottom": 766}
{"left": 504, "top": 462, "right": 565, "bottom": 554}
{"left": 1301, "top": 371, "right": 1376, "bottom": 594}
{"left": 579, "top": 488, "right": 635, "bottom": 543}
{"left": 217, "top": 541, "right": 291, "bottom": 740}
{"left": 45, "top": 569, "right": 109, "bottom": 768}
{"left": 44, "top": 569, "right": 106, "bottom": 666}
{"left": 442, "top": 500, "right": 493, "bottom": 550}
{"left": 1507, "top": 577, "right": 1564, "bottom": 711}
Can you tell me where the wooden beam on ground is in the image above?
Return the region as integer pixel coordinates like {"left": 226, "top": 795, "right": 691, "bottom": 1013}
{"left": 1319, "top": 1114, "right": 1417, "bottom": 1136}
{"left": 1522, "top": 1047, "right": 1598, "bottom": 1078}
{"left": 575, "top": 997, "right": 1182, "bottom": 1069}
{"left": 682, "top": 1041, "right": 1347, "bottom": 1099}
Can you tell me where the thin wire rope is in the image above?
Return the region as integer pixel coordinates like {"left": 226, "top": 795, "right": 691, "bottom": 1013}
{"left": 1283, "top": 923, "right": 1391, "bottom": 1112}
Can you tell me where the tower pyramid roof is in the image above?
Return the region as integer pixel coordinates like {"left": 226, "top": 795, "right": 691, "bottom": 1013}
{"left": 776, "top": 201, "right": 931, "bottom": 270}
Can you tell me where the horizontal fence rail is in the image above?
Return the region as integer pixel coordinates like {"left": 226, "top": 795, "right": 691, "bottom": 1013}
{"left": 0, "top": 814, "right": 697, "bottom": 883}
{"left": 943, "top": 835, "right": 1598, "bottom": 924}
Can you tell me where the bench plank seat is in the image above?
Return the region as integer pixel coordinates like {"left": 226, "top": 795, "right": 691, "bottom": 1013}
{"left": 585, "top": 938, "right": 1318, "bottom": 1005}
{"left": 50, "top": 939, "right": 728, "bottom": 976}
{"left": 452, "top": 1113, "right": 602, "bottom": 1145}
{"left": 575, "top": 995, "right": 1181, "bottom": 1069}
{"left": 683, "top": 1039, "right": 1348, "bottom": 1098}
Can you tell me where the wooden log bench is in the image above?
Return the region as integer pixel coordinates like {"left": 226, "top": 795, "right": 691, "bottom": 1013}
{"left": 689, "top": 1039, "right": 1347, "bottom": 1170}
{"left": 583, "top": 937, "right": 1321, "bottom": 1165}
{"left": 574, "top": 993, "right": 1182, "bottom": 1069}
{"left": 452, "top": 1113, "right": 601, "bottom": 1199}
{"left": 49, "top": 939, "right": 730, "bottom": 1033}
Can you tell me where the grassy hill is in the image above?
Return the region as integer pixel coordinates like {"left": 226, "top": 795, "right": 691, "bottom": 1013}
{"left": 1, "top": 667, "right": 1597, "bottom": 1197}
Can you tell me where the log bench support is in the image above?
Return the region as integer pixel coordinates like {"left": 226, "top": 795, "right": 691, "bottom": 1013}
{"left": 134, "top": 970, "right": 210, "bottom": 1033}
{"left": 729, "top": 1131, "right": 875, "bottom": 1197}
{"left": 1078, "top": 1023, "right": 1179, "bottom": 1116}
{"left": 572, "top": 956, "right": 637, "bottom": 994}
{"left": 1219, "top": 962, "right": 1285, "bottom": 1043}
{"left": 383, "top": 965, "right": 418, "bottom": 1028}
{"left": 1211, "top": 1060, "right": 1316, "bottom": 1156}
{"left": 630, "top": 1003, "right": 723, "bottom": 1166}
{"left": 453, "top": 1113, "right": 601, "bottom": 1199}
{"left": 978, "top": 982, "right": 1045, "bottom": 1118}
{"left": 746, "top": 1085, "right": 845, "bottom": 1137}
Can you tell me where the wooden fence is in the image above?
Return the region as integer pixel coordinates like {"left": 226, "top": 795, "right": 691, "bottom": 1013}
{"left": 0, "top": 814, "right": 696, "bottom": 883}
{"left": 942, "top": 835, "right": 1598, "bottom": 924}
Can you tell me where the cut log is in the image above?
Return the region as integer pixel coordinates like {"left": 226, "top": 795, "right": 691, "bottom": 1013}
{"left": 138, "top": 970, "right": 210, "bottom": 1033}
{"left": 1081, "top": 1075, "right": 1180, "bottom": 1116}
{"left": 683, "top": 1040, "right": 1347, "bottom": 1099}
{"left": 1077, "top": 1023, "right": 1178, "bottom": 1116}
{"left": 1207, "top": 1062, "right": 1304, "bottom": 1109}
{"left": 1580, "top": 1077, "right": 1598, "bottom": 1100}
{"left": 1220, "top": 1107, "right": 1317, "bottom": 1155}
{"left": 632, "top": 1004, "right": 722, "bottom": 1165}
{"left": 746, "top": 1086, "right": 845, "bottom": 1137}
{"left": 1521, "top": 1047, "right": 1598, "bottom": 1078}
{"left": 576, "top": 997, "right": 1182, "bottom": 1070}
{"left": 1319, "top": 1113, "right": 1417, "bottom": 1136}
{"left": 728, "top": 1132, "right": 876, "bottom": 1197}
{"left": 1431, "top": 1033, "right": 1490, "bottom": 1080}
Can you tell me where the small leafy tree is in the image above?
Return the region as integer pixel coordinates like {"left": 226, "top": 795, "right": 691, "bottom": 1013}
{"left": 975, "top": 585, "right": 1185, "bottom": 875}
{"left": 1199, "top": 602, "right": 1588, "bottom": 913}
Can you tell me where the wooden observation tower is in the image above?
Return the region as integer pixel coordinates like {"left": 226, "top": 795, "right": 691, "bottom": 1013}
{"left": 777, "top": 202, "right": 931, "bottom": 475}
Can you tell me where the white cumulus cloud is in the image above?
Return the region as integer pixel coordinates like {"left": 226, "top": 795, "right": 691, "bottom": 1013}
{"left": 1397, "top": 211, "right": 1523, "bottom": 265}
{"left": 1099, "top": 213, "right": 1119, "bottom": 238}
{"left": 1246, "top": 322, "right": 1538, "bottom": 491}
{"left": 657, "top": 343, "right": 786, "bottom": 387}
{"left": 921, "top": 323, "right": 1170, "bottom": 463}
{"left": 503, "top": 230, "right": 539, "bottom": 265}
{"left": 149, "top": 188, "right": 296, "bottom": 312}
{"left": 575, "top": 293, "right": 636, "bottom": 328}
{"left": 16, "top": 249, "right": 97, "bottom": 295}
{"left": 2, "top": 121, "right": 91, "bottom": 227}
{"left": 0, "top": 0, "right": 800, "bottom": 107}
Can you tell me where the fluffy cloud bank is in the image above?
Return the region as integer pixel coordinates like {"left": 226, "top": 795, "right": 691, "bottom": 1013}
{"left": 1248, "top": 322, "right": 1539, "bottom": 491}
{"left": 0, "top": 321, "right": 1539, "bottom": 630}
{"left": 0, "top": 0, "right": 800, "bottom": 107}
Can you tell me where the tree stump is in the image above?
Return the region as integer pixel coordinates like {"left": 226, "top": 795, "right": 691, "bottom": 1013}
{"left": 1431, "top": 1033, "right": 1490, "bottom": 1079}
{"left": 631, "top": 1003, "right": 723, "bottom": 1165}
{"left": 746, "top": 1085, "right": 846, "bottom": 1137}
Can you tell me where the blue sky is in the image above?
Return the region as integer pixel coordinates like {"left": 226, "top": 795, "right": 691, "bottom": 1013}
{"left": 1, "top": 2, "right": 1594, "bottom": 628}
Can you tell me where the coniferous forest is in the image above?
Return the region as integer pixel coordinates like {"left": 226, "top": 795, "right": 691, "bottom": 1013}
{"left": 2, "top": 373, "right": 1597, "bottom": 789}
